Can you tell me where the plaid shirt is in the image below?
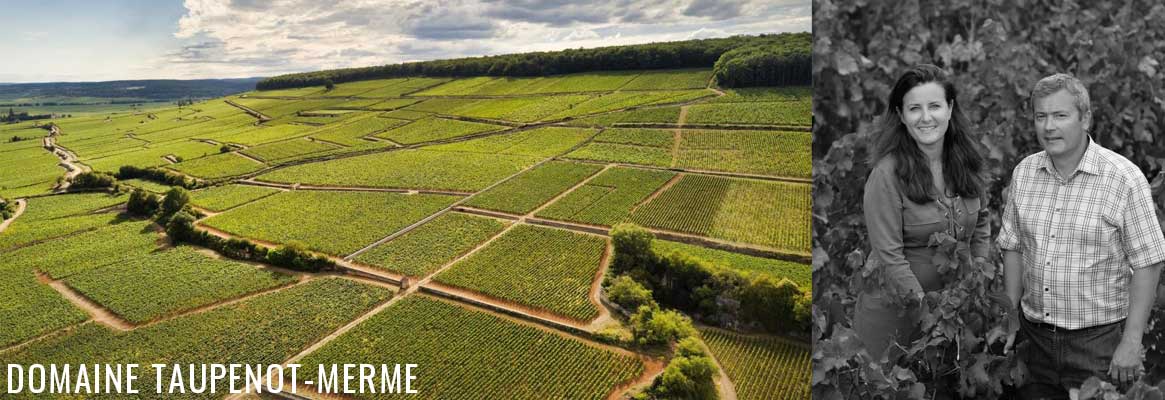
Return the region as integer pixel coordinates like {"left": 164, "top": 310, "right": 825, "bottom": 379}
{"left": 997, "top": 138, "right": 1165, "bottom": 329}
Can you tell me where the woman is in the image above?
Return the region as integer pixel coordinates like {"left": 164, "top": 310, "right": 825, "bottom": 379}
{"left": 854, "top": 64, "right": 991, "bottom": 360}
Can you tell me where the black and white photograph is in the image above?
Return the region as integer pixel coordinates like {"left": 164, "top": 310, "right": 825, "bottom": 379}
{"left": 812, "top": 1, "right": 1165, "bottom": 399}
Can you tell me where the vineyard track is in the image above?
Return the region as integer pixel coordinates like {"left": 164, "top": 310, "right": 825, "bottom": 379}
{"left": 585, "top": 241, "right": 617, "bottom": 331}
{"left": 224, "top": 99, "right": 273, "bottom": 122}
{"left": 451, "top": 206, "right": 522, "bottom": 221}
{"left": 233, "top": 150, "right": 267, "bottom": 165}
{"left": 0, "top": 199, "right": 27, "bottom": 233}
{"left": 238, "top": 179, "right": 474, "bottom": 196}
{"left": 45, "top": 136, "right": 89, "bottom": 192}
{"left": 560, "top": 158, "right": 812, "bottom": 184}
{"left": 701, "top": 338, "right": 740, "bottom": 400}
{"left": 671, "top": 105, "right": 688, "bottom": 167}
{"left": 36, "top": 271, "right": 133, "bottom": 331}
{"left": 420, "top": 281, "right": 596, "bottom": 329}
{"left": 524, "top": 216, "right": 812, "bottom": 263}
{"left": 529, "top": 163, "right": 615, "bottom": 217}
{"left": 630, "top": 172, "right": 685, "bottom": 215}
{"left": 162, "top": 155, "right": 178, "bottom": 164}
{"left": 188, "top": 204, "right": 222, "bottom": 218}
{"left": 0, "top": 321, "right": 88, "bottom": 356}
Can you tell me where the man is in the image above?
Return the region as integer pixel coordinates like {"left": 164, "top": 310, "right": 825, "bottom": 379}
{"left": 998, "top": 73, "right": 1165, "bottom": 399}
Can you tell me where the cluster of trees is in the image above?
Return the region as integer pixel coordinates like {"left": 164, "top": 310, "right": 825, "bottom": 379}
{"left": 0, "top": 198, "right": 15, "bottom": 220}
{"left": 605, "top": 264, "right": 717, "bottom": 400}
{"left": 712, "top": 33, "right": 811, "bottom": 87}
{"left": 3, "top": 108, "right": 51, "bottom": 123}
{"left": 116, "top": 166, "right": 199, "bottom": 189}
{"left": 68, "top": 171, "right": 117, "bottom": 189}
{"left": 257, "top": 33, "right": 809, "bottom": 90}
{"left": 0, "top": 78, "right": 260, "bottom": 102}
{"left": 124, "top": 186, "right": 332, "bottom": 273}
{"left": 609, "top": 224, "right": 810, "bottom": 335}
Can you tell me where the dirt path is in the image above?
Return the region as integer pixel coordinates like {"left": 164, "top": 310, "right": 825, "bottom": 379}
{"left": 0, "top": 321, "right": 88, "bottom": 355}
{"left": 703, "top": 339, "right": 740, "bottom": 400}
{"left": 233, "top": 150, "right": 266, "bottom": 165}
{"left": 224, "top": 99, "right": 273, "bottom": 122}
{"left": 240, "top": 179, "right": 473, "bottom": 196}
{"left": 44, "top": 137, "right": 89, "bottom": 192}
{"left": 608, "top": 356, "right": 667, "bottom": 400}
{"left": 0, "top": 199, "right": 27, "bottom": 233}
{"left": 585, "top": 241, "right": 616, "bottom": 331}
{"left": 630, "top": 172, "right": 684, "bottom": 215}
{"left": 671, "top": 106, "right": 688, "bottom": 168}
{"left": 36, "top": 272, "right": 133, "bottom": 331}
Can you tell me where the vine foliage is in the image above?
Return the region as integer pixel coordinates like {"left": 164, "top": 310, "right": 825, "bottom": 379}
{"left": 813, "top": 0, "right": 1165, "bottom": 398}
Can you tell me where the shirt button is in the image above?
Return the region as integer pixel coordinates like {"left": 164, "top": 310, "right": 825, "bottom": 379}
{"left": 1044, "top": 288, "right": 1049, "bottom": 292}
{"left": 1046, "top": 261, "right": 1051, "bottom": 265}
{"left": 1051, "top": 234, "right": 1056, "bottom": 238}
{"left": 1045, "top": 313, "right": 1050, "bottom": 317}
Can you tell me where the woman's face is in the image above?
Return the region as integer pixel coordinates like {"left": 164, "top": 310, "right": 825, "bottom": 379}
{"left": 899, "top": 82, "right": 951, "bottom": 150}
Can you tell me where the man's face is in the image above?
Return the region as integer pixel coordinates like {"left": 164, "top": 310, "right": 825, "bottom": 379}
{"left": 1033, "top": 89, "right": 1090, "bottom": 158}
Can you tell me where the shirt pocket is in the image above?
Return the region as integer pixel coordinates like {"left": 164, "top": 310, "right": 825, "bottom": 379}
{"left": 902, "top": 201, "right": 946, "bottom": 244}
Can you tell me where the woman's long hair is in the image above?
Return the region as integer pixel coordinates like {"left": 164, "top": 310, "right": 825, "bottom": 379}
{"left": 871, "top": 64, "right": 984, "bottom": 204}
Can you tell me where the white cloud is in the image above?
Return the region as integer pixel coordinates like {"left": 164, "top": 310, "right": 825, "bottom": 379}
{"left": 142, "top": 0, "right": 809, "bottom": 79}
{"left": 563, "top": 29, "right": 601, "bottom": 41}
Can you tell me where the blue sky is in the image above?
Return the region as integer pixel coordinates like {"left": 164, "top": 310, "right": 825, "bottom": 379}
{"left": 0, "top": 0, "right": 810, "bottom": 83}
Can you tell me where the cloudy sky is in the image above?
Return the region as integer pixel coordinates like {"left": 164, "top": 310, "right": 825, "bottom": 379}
{"left": 0, "top": 0, "right": 809, "bottom": 83}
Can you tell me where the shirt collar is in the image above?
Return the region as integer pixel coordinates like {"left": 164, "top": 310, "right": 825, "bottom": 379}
{"left": 1039, "top": 136, "right": 1101, "bottom": 177}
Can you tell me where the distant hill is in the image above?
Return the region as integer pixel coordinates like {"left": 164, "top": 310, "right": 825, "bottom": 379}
{"left": 0, "top": 78, "right": 263, "bottom": 105}
{"left": 258, "top": 33, "right": 809, "bottom": 91}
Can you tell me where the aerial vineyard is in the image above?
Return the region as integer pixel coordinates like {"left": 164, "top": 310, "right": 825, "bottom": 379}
{"left": 64, "top": 245, "right": 298, "bottom": 324}
{"left": 685, "top": 101, "right": 812, "bottom": 126}
{"left": 0, "top": 278, "right": 393, "bottom": 399}
{"left": 536, "top": 166, "right": 676, "bottom": 226}
{"left": 354, "top": 212, "right": 508, "bottom": 278}
{"left": 299, "top": 295, "right": 643, "bottom": 399}
{"left": 565, "top": 142, "right": 673, "bottom": 167}
{"left": 676, "top": 129, "right": 812, "bottom": 178}
{"left": 375, "top": 117, "right": 506, "bottom": 144}
{"left": 1, "top": 62, "right": 811, "bottom": 400}
{"left": 700, "top": 327, "right": 811, "bottom": 400}
{"left": 256, "top": 149, "right": 539, "bottom": 192}
{"left": 464, "top": 161, "right": 604, "bottom": 214}
{"left": 434, "top": 224, "right": 605, "bottom": 321}
{"left": 631, "top": 174, "right": 811, "bottom": 253}
{"left": 654, "top": 240, "right": 811, "bottom": 288}
{"left": 169, "top": 151, "right": 266, "bottom": 179}
{"left": 188, "top": 184, "right": 283, "bottom": 212}
{"left": 427, "top": 126, "right": 595, "bottom": 158}
{"left": 0, "top": 192, "right": 128, "bottom": 251}
{"left": 8, "top": 220, "right": 160, "bottom": 279}
{"left": 201, "top": 190, "right": 458, "bottom": 256}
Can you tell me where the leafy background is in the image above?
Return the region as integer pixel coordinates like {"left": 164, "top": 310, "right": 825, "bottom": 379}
{"left": 812, "top": 0, "right": 1165, "bottom": 398}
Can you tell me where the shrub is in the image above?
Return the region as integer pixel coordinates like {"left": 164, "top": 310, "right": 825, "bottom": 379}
{"left": 69, "top": 171, "right": 117, "bottom": 189}
{"left": 630, "top": 306, "right": 697, "bottom": 346}
{"left": 159, "top": 187, "right": 191, "bottom": 219}
{"left": 126, "top": 188, "right": 159, "bottom": 216}
{"left": 266, "top": 241, "right": 334, "bottom": 272}
{"left": 165, "top": 211, "right": 197, "bottom": 243}
{"left": 220, "top": 145, "right": 233, "bottom": 153}
{"left": 649, "top": 353, "right": 718, "bottom": 400}
{"left": 739, "top": 276, "right": 802, "bottom": 333}
{"left": 610, "top": 223, "right": 657, "bottom": 275}
{"left": 608, "top": 275, "right": 657, "bottom": 313}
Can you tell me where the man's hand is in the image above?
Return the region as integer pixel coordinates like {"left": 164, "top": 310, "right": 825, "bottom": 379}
{"left": 1003, "top": 309, "right": 1020, "bottom": 355}
{"left": 1109, "top": 339, "right": 1145, "bottom": 384}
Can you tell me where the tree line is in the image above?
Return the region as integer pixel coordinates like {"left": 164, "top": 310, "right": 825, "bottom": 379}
{"left": 257, "top": 33, "right": 809, "bottom": 90}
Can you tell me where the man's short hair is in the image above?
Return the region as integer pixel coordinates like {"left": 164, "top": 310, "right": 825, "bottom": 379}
{"left": 1031, "top": 73, "right": 1092, "bottom": 128}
